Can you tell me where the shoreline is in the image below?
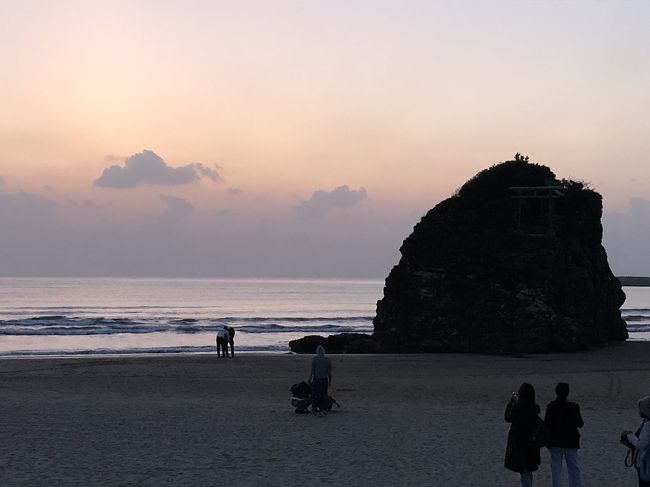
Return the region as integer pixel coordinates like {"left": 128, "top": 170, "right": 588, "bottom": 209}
{"left": 0, "top": 350, "right": 293, "bottom": 360}
{"left": 0, "top": 337, "right": 645, "bottom": 361}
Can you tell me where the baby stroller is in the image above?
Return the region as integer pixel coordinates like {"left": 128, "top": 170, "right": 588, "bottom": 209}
{"left": 290, "top": 381, "right": 340, "bottom": 414}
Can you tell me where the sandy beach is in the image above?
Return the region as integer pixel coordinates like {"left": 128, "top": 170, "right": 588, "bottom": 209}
{"left": 1, "top": 343, "right": 649, "bottom": 486}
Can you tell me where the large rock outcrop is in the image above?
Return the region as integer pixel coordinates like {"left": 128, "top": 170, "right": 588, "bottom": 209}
{"left": 373, "top": 156, "right": 627, "bottom": 353}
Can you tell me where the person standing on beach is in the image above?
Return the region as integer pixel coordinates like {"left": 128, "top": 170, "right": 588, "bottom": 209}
{"left": 544, "top": 382, "right": 584, "bottom": 487}
{"left": 621, "top": 396, "right": 650, "bottom": 486}
{"left": 225, "top": 326, "right": 235, "bottom": 357}
{"left": 308, "top": 345, "right": 331, "bottom": 416}
{"left": 505, "top": 383, "right": 542, "bottom": 487}
{"left": 215, "top": 327, "right": 230, "bottom": 358}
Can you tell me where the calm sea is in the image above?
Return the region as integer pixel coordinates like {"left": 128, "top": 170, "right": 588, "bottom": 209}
{"left": 0, "top": 278, "right": 647, "bottom": 357}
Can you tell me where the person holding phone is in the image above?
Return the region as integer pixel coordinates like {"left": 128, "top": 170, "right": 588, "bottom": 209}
{"left": 505, "top": 383, "right": 542, "bottom": 487}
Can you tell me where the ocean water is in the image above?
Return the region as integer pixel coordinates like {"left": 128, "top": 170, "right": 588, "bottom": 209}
{"left": 0, "top": 278, "right": 381, "bottom": 357}
{"left": 0, "top": 278, "right": 647, "bottom": 357}
{"left": 620, "top": 286, "right": 650, "bottom": 341}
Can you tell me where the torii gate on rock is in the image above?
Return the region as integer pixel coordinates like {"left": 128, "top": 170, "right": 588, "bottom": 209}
{"left": 509, "top": 185, "right": 564, "bottom": 237}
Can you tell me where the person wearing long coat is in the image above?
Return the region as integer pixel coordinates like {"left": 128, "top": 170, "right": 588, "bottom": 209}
{"left": 505, "top": 383, "right": 542, "bottom": 487}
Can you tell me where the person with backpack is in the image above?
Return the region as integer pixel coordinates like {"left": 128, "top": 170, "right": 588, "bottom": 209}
{"left": 621, "top": 396, "right": 650, "bottom": 486}
{"left": 505, "top": 383, "right": 542, "bottom": 487}
{"left": 544, "top": 382, "right": 584, "bottom": 487}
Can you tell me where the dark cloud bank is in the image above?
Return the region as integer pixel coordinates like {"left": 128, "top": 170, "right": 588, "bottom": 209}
{"left": 94, "top": 150, "right": 220, "bottom": 188}
{"left": 1, "top": 180, "right": 649, "bottom": 277}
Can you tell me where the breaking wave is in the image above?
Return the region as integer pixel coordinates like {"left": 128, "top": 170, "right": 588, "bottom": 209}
{"left": 0, "top": 315, "right": 374, "bottom": 336}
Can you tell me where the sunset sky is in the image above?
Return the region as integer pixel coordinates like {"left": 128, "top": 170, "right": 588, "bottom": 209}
{"left": 1, "top": 1, "right": 649, "bottom": 277}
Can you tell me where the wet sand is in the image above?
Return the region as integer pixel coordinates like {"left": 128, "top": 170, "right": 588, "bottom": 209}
{"left": 1, "top": 342, "right": 648, "bottom": 486}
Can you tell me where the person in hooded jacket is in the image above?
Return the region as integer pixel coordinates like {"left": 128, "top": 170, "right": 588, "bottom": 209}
{"left": 622, "top": 396, "right": 650, "bottom": 487}
{"left": 505, "top": 382, "right": 542, "bottom": 487}
{"left": 544, "top": 382, "right": 584, "bottom": 487}
{"left": 308, "top": 345, "right": 332, "bottom": 416}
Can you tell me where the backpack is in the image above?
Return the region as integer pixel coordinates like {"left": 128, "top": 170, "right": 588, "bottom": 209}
{"left": 290, "top": 381, "right": 312, "bottom": 399}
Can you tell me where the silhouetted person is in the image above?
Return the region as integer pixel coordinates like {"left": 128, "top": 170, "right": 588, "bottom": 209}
{"left": 224, "top": 326, "right": 235, "bottom": 357}
{"left": 621, "top": 396, "right": 650, "bottom": 486}
{"left": 308, "top": 345, "right": 331, "bottom": 416}
{"left": 544, "top": 382, "right": 584, "bottom": 487}
{"left": 215, "top": 327, "right": 230, "bottom": 357}
{"left": 505, "top": 383, "right": 541, "bottom": 487}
